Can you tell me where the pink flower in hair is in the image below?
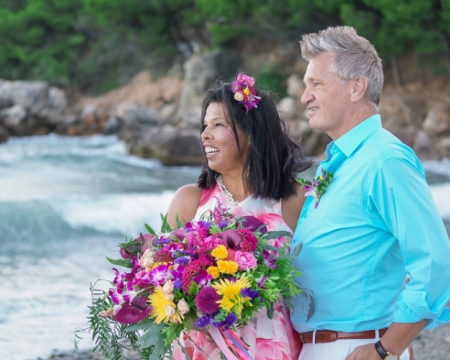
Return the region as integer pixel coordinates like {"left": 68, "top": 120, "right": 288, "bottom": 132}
{"left": 231, "top": 73, "right": 261, "bottom": 113}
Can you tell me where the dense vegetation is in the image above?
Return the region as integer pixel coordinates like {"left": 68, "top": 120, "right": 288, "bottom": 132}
{"left": 1, "top": 0, "right": 449, "bottom": 93}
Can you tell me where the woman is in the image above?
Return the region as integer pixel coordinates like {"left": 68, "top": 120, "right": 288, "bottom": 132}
{"left": 168, "top": 73, "right": 312, "bottom": 359}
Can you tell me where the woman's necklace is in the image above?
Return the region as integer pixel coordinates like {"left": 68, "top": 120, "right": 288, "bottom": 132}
{"left": 216, "top": 175, "right": 241, "bottom": 208}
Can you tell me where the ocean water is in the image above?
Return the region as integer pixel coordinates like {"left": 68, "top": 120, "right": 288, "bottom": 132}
{"left": 0, "top": 135, "right": 449, "bottom": 360}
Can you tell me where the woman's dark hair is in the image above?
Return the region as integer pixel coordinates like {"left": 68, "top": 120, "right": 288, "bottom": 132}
{"left": 198, "top": 78, "right": 312, "bottom": 201}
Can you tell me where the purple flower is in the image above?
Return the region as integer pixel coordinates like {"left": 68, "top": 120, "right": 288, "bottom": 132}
{"left": 140, "top": 233, "right": 156, "bottom": 253}
{"left": 154, "top": 235, "right": 171, "bottom": 245}
{"left": 195, "top": 286, "right": 220, "bottom": 314}
{"left": 224, "top": 312, "right": 238, "bottom": 328}
{"left": 256, "top": 275, "right": 269, "bottom": 288}
{"left": 240, "top": 288, "right": 259, "bottom": 300}
{"left": 149, "top": 264, "right": 172, "bottom": 287}
{"left": 171, "top": 265, "right": 185, "bottom": 280}
{"left": 193, "top": 270, "right": 212, "bottom": 288}
{"left": 170, "top": 229, "right": 189, "bottom": 242}
{"left": 174, "top": 256, "right": 190, "bottom": 265}
{"left": 213, "top": 312, "right": 238, "bottom": 329}
{"left": 113, "top": 297, "right": 152, "bottom": 324}
{"left": 109, "top": 281, "right": 137, "bottom": 315}
{"left": 195, "top": 314, "right": 212, "bottom": 329}
{"left": 263, "top": 250, "right": 276, "bottom": 269}
{"left": 174, "top": 278, "right": 182, "bottom": 289}
{"left": 242, "top": 216, "right": 267, "bottom": 234}
{"left": 221, "top": 229, "right": 242, "bottom": 250}
{"left": 132, "top": 270, "right": 152, "bottom": 287}
{"left": 219, "top": 221, "right": 228, "bottom": 229}
{"left": 119, "top": 247, "right": 132, "bottom": 259}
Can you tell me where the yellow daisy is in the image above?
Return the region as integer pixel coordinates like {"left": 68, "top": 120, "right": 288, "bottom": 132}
{"left": 148, "top": 286, "right": 183, "bottom": 324}
{"left": 212, "top": 276, "right": 252, "bottom": 316}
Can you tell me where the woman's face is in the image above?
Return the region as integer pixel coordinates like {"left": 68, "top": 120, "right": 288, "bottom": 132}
{"left": 201, "top": 102, "right": 249, "bottom": 176}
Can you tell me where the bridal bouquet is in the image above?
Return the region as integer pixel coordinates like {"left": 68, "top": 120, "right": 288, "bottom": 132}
{"left": 87, "top": 202, "right": 303, "bottom": 359}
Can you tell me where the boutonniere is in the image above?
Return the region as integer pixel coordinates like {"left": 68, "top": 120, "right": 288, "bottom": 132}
{"left": 296, "top": 168, "right": 334, "bottom": 208}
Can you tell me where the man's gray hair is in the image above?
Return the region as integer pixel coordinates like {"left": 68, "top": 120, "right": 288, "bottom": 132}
{"left": 300, "top": 26, "right": 383, "bottom": 106}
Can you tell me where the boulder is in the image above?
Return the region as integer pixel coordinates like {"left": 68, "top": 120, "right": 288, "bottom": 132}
{"left": 37, "top": 86, "right": 68, "bottom": 125}
{"left": 413, "top": 130, "right": 441, "bottom": 160}
{"left": 287, "top": 74, "right": 305, "bottom": 98}
{"left": 0, "top": 81, "right": 14, "bottom": 109}
{"left": 103, "top": 116, "right": 123, "bottom": 135}
{"left": 277, "top": 97, "right": 297, "bottom": 122}
{"left": 0, "top": 123, "right": 10, "bottom": 143}
{"left": 423, "top": 104, "right": 450, "bottom": 136}
{"left": 122, "top": 125, "right": 203, "bottom": 166}
{"left": 9, "top": 80, "right": 49, "bottom": 115}
{"left": 176, "top": 50, "right": 242, "bottom": 128}
{"left": 115, "top": 103, "right": 158, "bottom": 126}
{"left": 0, "top": 104, "right": 27, "bottom": 129}
{"left": 437, "top": 137, "right": 450, "bottom": 159}
{"left": 296, "top": 118, "right": 331, "bottom": 156}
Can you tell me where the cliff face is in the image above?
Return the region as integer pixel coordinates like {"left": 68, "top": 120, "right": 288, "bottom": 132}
{"left": 1, "top": 49, "right": 449, "bottom": 165}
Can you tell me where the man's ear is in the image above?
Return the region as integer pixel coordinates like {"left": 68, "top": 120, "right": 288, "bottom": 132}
{"left": 350, "top": 77, "right": 368, "bottom": 102}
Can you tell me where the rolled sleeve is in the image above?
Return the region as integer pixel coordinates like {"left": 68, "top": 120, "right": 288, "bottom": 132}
{"left": 394, "top": 290, "right": 450, "bottom": 329}
{"left": 368, "top": 156, "right": 450, "bottom": 329}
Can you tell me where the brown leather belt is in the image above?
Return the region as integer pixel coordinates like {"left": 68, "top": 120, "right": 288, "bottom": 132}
{"left": 299, "top": 328, "right": 388, "bottom": 343}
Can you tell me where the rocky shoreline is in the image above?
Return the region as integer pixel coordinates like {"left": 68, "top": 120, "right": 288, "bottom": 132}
{"left": 2, "top": 50, "right": 450, "bottom": 166}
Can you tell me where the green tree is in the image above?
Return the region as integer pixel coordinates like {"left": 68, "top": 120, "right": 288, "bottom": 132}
{"left": 0, "top": 0, "right": 87, "bottom": 84}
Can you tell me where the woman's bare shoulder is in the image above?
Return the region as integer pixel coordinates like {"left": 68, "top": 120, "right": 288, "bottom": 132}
{"left": 167, "top": 184, "right": 202, "bottom": 228}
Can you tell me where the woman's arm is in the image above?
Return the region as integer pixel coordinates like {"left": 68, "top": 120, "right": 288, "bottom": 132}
{"left": 281, "top": 182, "right": 306, "bottom": 232}
{"left": 167, "top": 184, "right": 202, "bottom": 229}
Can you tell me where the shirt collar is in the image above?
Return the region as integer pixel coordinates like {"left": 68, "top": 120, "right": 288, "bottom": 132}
{"left": 333, "top": 114, "right": 382, "bottom": 157}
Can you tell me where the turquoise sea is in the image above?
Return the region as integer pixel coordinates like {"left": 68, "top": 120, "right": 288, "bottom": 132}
{"left": 0, "top": 134, "right": 449, "bottom": 360}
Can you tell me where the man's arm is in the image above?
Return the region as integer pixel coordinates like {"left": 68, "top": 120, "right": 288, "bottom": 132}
{"left": 349, "top": 155, "right": 450, "bottom": 360}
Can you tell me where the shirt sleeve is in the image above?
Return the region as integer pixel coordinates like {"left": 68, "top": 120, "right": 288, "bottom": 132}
{"left": 366, "top": 156, "right": 450, "bottom": 329}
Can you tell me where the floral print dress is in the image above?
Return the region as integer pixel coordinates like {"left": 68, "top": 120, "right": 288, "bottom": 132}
{"left": 170, "top": 184, "right": 302, "bottom": 360}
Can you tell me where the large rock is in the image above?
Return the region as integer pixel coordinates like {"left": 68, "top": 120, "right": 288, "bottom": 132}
{"left": 176, "top": 50, "right": 242, "bottom": 128}
{"left": 286, "top": 74, "right": 305, "bottom": 98}
{"left": 121, "top": 125, "right": 203, "bottom": 166}
{"left": 423, "top": 104, "right": 450, "bottom": 136}
{"left": 296, "top": 118, "right": 331, "bottom": 156}
{"left": 115, "top": 103, "right": 158, "bottom": 126}
{"left": 0, "top": 80, "right": 68, "bottom": 133}
{"left": 8, "top": 80, "right": 49, "bottom": 114}
{"left": 413, "top": 130, "right": 441, "bottom": 160}
{"left": 0, "top": 123, "right": 9, "bottom": 143}
{"left": 437, "top": 137, "right": 450, "bottom": 159}
{"left": 37, "top": 86, "right": 68, "bottom": 125}
{"left": 277, "top": 97, "right": 297, "bottom": 122}
{"left": 0, "top": 104, "right": 27, "bottom": 129}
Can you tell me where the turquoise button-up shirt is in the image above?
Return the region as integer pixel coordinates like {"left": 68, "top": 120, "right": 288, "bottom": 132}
{"left": 290, "top": 114, "right": 450, "bottom": 333}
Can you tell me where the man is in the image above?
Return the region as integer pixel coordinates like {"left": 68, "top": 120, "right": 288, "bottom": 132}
{"left": 290, "top": 26, "right": 450, "bottom": 360}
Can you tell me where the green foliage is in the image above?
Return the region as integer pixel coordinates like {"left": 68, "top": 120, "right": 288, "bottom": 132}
{"left": 87, "top": 287, "right": 160, "bottom": 359}
{"left": 0, "top": 0, "right": 87, "bottom": 83}
{"left": 2, "top": 0, "right": 450, "bottom": 91}
{"left": 253, "top": 64, "right": 288, "bottom": 99}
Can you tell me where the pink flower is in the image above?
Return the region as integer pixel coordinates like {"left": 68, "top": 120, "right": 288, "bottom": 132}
{"left": 235, "top": 250, "right": 257, "bottom": 270}
{"left": 237, "top": 228, "right": 258, "bottom": 251}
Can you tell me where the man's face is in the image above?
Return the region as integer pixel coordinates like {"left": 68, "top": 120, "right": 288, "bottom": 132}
{"left": 301, "top": 52, "right": 353, "bottom": 140}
